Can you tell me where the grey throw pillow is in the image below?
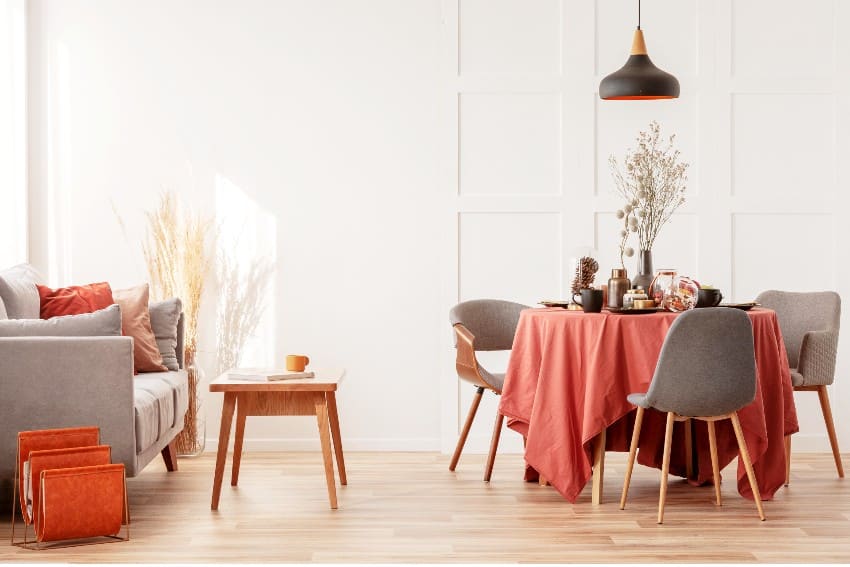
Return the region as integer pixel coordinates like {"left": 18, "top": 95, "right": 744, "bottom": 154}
{"left": 149, "top": 298, "right": 182, "bottom": 371}
{"left": 0, "top": 304, "right": 122, "bottom": 336}
{"left": 0, "top": 263, "right": 43, "bottom": 319}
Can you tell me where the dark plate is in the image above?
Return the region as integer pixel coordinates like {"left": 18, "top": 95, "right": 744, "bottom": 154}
{"left": 606, "top": 307, "right": 663, "bottom": 314}
{"left": 719, "top": 302, "right": 760, "bottom": 311}
{"left": 539, "top": 300, "right": 571, "bottom": 308}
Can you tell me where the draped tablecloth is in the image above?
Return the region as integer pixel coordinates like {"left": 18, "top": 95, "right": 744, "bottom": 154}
{"left": 499, "top": 307, "right": 798, "bottom": 503}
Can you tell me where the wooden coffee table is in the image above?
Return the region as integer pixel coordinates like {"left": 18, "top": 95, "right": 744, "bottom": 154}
{"left": 209, "top": 369, "right": 346, "bottom": 510}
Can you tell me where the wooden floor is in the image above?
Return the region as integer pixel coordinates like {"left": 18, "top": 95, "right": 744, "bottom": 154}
{"left": 2, "top": 451, "right": 849, "bottom": 563}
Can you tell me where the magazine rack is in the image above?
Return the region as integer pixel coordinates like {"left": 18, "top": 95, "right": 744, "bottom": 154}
{"left": 11, "top": 427, "right": 130, "bottom": 549}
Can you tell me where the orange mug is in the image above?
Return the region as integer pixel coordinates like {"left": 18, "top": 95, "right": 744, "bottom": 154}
{"left": 286, "top": 354, "right": 310, "bottom": 372}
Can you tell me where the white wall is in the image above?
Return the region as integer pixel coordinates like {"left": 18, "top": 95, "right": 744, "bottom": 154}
{"left": 0, "top": 0, "right": 27, "bottom": 267}
{"left": 26, "top": 0, "right": 444, "bottom": 451}
{"left": 24, "top": 0, "right": 849, "bottom": 454}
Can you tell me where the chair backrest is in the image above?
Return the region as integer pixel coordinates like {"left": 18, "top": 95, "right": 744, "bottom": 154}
{"left": 642, "top": 308, "right": 756, "bottom": 417}
{"left": 449, "top": 299, "right": 528, "bottom": 351}
{"left": 755, "top": 290, "right": 841, "bottom": 368}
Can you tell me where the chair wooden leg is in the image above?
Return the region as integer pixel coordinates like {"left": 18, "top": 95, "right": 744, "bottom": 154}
{"left": 484, "top": 411, "right": 504, "bottom": 482}
{"left": 730, "top": 412, "right": 766, "bottom": 521}
{"left": 161, "top": 439, "right": 178, "bottom": 472}
{"left": 784, "top": 435, "right": 791, "bottom": 486}
{"left": 620, "top": 406, "right": 644, "bottom": 510}
{"left": 817, "top": 385, "right": 844, "bottom": 478}
{"left": 449, "top": 387, "right": 484, "bottom": 472}
{"left": 707, "top": 420, "right": 721, "bottom": 506}
{"left": 658, "top": 412, "right": 675, "bottom": 524}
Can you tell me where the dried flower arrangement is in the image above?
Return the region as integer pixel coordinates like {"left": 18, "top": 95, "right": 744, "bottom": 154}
{"left": 610, "top": 121, "right": 689, "bottom": 264}
{"left": 143, "top": 191, "right": 215, "bottom": 456}
{"left": 215, "top": 252, "right": 274, "bottom": 377}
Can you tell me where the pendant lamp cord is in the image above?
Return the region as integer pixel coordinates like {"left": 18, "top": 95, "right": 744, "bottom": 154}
{"left": 637, "top": 0, "right": 641, "bottom": 30}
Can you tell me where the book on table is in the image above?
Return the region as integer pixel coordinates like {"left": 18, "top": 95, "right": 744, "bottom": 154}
{"left": 227, "top": 368, "right": 315, "bottom": 381}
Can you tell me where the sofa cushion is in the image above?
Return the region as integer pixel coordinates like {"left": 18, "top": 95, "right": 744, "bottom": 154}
{"left": 132, "top": 370, "right": 189, "bottom": 454}
{"left": 149, "top": 298, "right": 182, "bottom": 371}
{"left": 0, "top": 264, "right": 44, "bottom": 319}
{"left": 37, "top": 282, "right": 114, "bottom": 319}
{"left": 0, "top": 304, "right": 122, "bottom": 337}
{"left": 114, "top": 284, "right": 167, "bottom": 373}
{"left": 133, "top": 389, "right": 160, "bottom": 455}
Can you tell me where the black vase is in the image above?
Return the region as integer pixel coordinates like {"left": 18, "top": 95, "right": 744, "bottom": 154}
{"left": 632, "top": 249, "right": 654, "bottom": 291}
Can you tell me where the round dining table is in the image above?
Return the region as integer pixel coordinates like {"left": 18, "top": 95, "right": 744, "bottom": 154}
{"left": 499, "top": 307, "right": 798, "bottom": 504}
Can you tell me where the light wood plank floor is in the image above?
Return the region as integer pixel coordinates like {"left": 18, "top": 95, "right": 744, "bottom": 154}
{"left": 2, "top": 451, "right": 849, "bottom": 563}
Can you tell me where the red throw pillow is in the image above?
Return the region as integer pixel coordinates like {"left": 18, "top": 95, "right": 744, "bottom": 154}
{"left": 38, "top": 282, "right": 114, "bottom": 319}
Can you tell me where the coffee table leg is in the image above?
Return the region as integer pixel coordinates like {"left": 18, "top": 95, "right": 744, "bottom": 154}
{"left": 231, "top": 406, "right": 247, "bottom": 486}
{"left": 212, "top": 392, "right": 237, "bottom": 510}
{"left": 327, "top": 392, "right": 347, "bottom": 485}
{"left": 592, "top": 428, "right": 606, "bottom": 505}
{"left": 315, "top": 397, "right": 338, "bottom": 509}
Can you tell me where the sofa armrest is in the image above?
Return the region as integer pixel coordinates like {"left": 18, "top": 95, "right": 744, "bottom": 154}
{"left": 0, "top": 336, "right": 136, "bottom": 488}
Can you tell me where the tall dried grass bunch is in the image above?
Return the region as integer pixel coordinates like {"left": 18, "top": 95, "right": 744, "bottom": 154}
{"left": 143, "top": 191, "right": 215, "bottom": 455}
{"left": 143, "top": 191, "right": 214, "bottom": 359}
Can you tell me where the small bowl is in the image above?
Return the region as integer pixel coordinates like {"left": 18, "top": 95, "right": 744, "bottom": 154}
{"left": 633, "top": 299, "right": 657, "bottom": 309}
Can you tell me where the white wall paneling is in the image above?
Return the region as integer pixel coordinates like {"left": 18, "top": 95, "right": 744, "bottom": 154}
{"left": 441, "top": 0, "right": 850, "bottom": 454}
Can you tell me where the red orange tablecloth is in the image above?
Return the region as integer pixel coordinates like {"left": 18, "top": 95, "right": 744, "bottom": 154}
{"left": 499, "top": 307, "right": 798, "bottom": 502}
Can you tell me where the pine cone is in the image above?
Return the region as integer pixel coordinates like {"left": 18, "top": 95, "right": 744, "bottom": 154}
{"left": 570, "top": 256, "right": 599, "bottom": 295}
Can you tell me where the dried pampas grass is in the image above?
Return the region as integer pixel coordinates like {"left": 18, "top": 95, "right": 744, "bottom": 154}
{"left": 143, "top": 190, "right": 215, "bottom": 456}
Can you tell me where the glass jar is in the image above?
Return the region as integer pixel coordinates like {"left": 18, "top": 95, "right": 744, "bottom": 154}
{"left": 568, "top": 246, "right": 600, "bottom": 301}
{"left": 661, "top": 275, "right": 700, "bottom": 312}
{"left": 649, "top": 269, "right": 676, "bottom": 305}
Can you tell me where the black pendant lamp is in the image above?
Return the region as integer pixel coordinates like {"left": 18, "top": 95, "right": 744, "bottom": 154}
{"left": 599, "top": 0, "right": 680, "bottom": 100}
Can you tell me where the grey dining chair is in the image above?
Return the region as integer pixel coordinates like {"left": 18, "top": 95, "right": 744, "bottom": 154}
{"left": 755, "top": 290, "right": 843, "bottom": 482}
{"left": 449, "top": 299, "right": 528, "bottom": 481}
{"left": 619, "top": 307, "right": 765, "bottom": 524}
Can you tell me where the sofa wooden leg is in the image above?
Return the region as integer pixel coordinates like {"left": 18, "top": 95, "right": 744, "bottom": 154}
{"left": 161, "top": 439, "right": 179, "bottom": 472}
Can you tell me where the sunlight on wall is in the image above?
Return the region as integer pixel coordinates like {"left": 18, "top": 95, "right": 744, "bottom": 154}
{"left": 214, "top": 174, "right": 277, "bottom": 369}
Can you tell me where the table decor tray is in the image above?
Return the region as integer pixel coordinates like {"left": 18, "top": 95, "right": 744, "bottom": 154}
{"left": 719, "top": 302, "right": 760, "bottom": 311}
{"left": 605, "top": 306, "right": 663, "bottom": 314}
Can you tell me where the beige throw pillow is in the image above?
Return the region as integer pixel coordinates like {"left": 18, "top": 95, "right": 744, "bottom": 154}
{"left": 114, "top": 284, "right": 167, "bottom": 373}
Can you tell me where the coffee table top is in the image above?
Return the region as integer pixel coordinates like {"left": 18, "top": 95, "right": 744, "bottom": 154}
{"left": 210, "top": 368, "right": 345, "bottom": 392}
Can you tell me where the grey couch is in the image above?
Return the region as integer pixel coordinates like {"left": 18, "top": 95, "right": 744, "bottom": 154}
{"left": 0, "top": 264, "right": 188, "bottom": 504}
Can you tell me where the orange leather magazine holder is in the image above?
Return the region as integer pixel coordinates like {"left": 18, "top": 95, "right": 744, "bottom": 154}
{"left": 12, "top": 427, "right": 129, "bottom": 548}
{"left": 37, "top": 464, "right": 127, "bottom": 543}
{"left": 16, "top": 426, "right": 100, "bottom": 527}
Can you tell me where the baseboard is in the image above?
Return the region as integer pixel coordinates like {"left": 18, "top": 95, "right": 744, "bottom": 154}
{"left": 787, "top": 432, "right": 843, "bottom": 453}
{"left": 205, "top": 437, "right": 442, "bottom": 453}
{"left": 203, "top": 433, "right": 839, "bottom": 454}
